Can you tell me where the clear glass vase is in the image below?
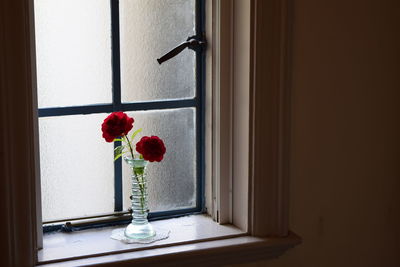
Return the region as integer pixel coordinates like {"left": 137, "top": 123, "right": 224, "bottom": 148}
{"left": 123, "top": 156, "right": 155, "bottom": 239}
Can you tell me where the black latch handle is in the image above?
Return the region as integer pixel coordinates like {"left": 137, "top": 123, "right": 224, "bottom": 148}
{"left": 157, "top": 36, "right": 205, "bottom": 65}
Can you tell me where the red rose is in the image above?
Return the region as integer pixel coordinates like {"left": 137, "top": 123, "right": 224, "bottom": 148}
{"left": 136, "top": 136, "right": 166, "bottom": 162}
{"left": 101, "top": 112, "right": 134, "bottom": 142}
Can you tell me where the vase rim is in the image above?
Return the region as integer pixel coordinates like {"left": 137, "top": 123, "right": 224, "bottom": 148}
{"left": 123, "top": 155, "right": 148, "bottom": 167}
{"left": 123, "top": 154, "right": 144, "bottom": 159}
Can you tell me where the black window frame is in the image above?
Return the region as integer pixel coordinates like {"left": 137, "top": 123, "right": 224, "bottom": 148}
{"left": 40, "top": 0, "right": 206, "bottom": 232}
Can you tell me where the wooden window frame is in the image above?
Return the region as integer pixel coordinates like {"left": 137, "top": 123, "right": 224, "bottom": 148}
{"left": 0, "top": 0, "right": 301, "bottom": 266}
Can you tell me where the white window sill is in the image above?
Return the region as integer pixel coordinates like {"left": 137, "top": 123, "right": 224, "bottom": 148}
{"left": 37, "top": 215, "right": 301, "bottom": 266}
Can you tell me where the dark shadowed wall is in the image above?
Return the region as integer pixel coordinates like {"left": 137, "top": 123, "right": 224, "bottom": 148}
{"left": 236, "top": 0, "right": 400, "bottom": 266}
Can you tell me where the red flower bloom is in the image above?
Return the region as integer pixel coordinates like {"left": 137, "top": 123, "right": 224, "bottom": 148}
{"left": 136, "top": 136, "right": 166, "bottom": 162}
{"left": 101, "top": 112, "right": 134, "bottom": 142}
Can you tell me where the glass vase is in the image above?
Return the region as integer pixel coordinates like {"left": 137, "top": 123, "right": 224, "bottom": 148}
{"left": 123, "top": 156, "right": 155, "bottom": 239}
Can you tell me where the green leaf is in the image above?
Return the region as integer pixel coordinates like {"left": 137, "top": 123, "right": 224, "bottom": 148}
{"left": 114, "top": 145, "right": 124, "bottom": 153}
{"left": 113, "top": 138, "right": 123, "bottom": 142}
{"left": 130, "top": 128, "right": 143, "bottom": 141}
{"left": 114, "top": 145, "right": 124, "bottom": 161}
{"left": 114, "top": 153, "right": 122, "bottom": 161}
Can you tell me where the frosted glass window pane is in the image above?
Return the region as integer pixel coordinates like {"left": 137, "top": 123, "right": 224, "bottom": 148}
{"left": 34, "top": 0, "right": 112, "bottom": 108}
{"left": 120, "top": 0, "right": 196, "bottom": 102}
{"left": 39, "top": 114, "right": 114, "bottom": 221}
{"left": 123, "top": 108, "right": 196, "bottom": 212}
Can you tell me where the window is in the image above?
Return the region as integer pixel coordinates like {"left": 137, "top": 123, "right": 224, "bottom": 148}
{"left": 34, "top": 0, "right": 206, "bottom": 229}
{"left": 0, "top": 0, "right": 301, "bottom": 266}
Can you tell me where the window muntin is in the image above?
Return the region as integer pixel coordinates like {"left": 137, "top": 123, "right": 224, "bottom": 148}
{"left": 35, "top": 0, "right": 205, "bottom": 225}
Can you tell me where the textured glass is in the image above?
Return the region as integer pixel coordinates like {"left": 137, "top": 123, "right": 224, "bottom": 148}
{"left": 34, "top": 0, "right": 112, "bottom": 108}
{"left": 123, "top": 108, "right": 196, "bottom": 212}
{"left": 120, "top": 0, "right": 196, "bottom": 102}
{"left": 39, "top": 114, "right": 114, "bottom": 221}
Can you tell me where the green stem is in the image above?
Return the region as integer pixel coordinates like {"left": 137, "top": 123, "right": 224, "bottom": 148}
{"left": 134, "top": 168, "right": 146, "bottom": 215}
{"left": 124, "top": 134, "right": 135, "bottom": 160}
{"left": 124, "top": 136, "right": 146, "bottom": 215}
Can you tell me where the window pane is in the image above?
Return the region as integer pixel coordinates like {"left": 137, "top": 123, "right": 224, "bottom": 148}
{"left": 39, "top": 114, "right": 114, "bottom": 221}
{"left": 34, "top": 0, "right": 112, "bottom": 108}
{"left": 120, "top": 0, "right": 196, "bottom": 102}
{"left": 123, "top": 108, "right": 196, "bottom": 212}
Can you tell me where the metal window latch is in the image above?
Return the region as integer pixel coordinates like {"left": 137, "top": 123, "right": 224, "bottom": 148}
{"left": 157, "top": 35, "right": 206, "bottom": 65}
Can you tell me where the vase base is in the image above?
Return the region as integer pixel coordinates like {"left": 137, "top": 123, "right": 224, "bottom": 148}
{"left": 124, "top": 222, "right": 156, "bottom": 239}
